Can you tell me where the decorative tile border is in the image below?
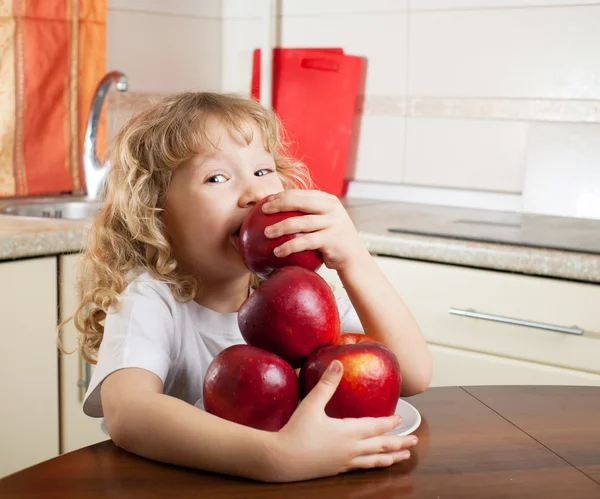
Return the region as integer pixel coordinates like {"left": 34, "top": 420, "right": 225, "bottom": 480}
{"left": 363, "top": 96, "right": 600, "bottom": 123}
{"left": 107, "top": 91, "right": 164, "bottom": 112}
{"left": 357, "top": 95, "right": 407, "bottom": 116}
{"left": 108, "top": 91, "right": 600, "bottom": 123}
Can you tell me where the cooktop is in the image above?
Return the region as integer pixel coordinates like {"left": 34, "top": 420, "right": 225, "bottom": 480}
{"left": 386, "top": 207, "right": 600, "bottom": 255}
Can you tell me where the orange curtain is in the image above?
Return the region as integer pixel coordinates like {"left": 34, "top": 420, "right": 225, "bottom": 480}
{"left": 0, "top": 0, "right": 106, "bottom": 198}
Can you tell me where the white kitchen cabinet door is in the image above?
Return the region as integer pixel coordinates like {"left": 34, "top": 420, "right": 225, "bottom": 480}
{"left": 59, "top": 253, "right": 107, "bottom": 453}
{"left": 429, "top": 343, "right": 600, "bottom": 388}
{"left": 0, "top": 257, "right": 59, "bottom": 478}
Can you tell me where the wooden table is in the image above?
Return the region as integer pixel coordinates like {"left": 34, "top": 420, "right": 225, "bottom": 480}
{"left": 2, "top": 386, "right": 599, "bottom": 498}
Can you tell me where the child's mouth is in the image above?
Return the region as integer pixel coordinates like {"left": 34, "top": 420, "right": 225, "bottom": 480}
{"left": 231, "top": 228, "right": 241, "bottom": 251}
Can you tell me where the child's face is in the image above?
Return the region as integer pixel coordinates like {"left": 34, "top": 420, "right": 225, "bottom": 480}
{"left": 165, "top": 119, "right": 284, "bottom": 281}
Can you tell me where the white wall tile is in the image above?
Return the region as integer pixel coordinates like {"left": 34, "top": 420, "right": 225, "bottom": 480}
{"left": 281, "top": 0, "right": 407, "bottom": 16}
{"left": 353, "top": 116, "right": 406, "bottom": 183}
{"left": 221, "top": 19, "right": 261, "bottom": 94}
{"left": 408, "top": 6, "right": 600, "bottom": 99}
{"left": 347, "top": 180, "right": 523, "bottom": 211}
{"left": 108, "top": 0, "right": 221, "bottom": 18}
{"left": 107, "top": 10, "right": 221, "bottom": 93}
{"left": 523, "top": 123, "right": 600, "bottom": 219}
{"left": 222, "top": 0, "right": 407, "bottom": 18}
{"left": 221, "top": 12, "right": 408, "bottom": 97}
{"left": 280, "top": 12, "right": 407, "bottom": 96}
{"left": 106, "top": 109, "right": 135, "bottom": 144}
{"left": 221, "top": 0, "right": 259, "bottom": 18}
{"left": 410, "top": 0, "right": 600, "bottom": 10}
{"left": 404, "top": 118, "right": 529, "bottom": 192}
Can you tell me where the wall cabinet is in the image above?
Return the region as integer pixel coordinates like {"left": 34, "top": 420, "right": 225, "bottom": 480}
{"left": 0, "top": 257, "right": 59, "bottom": 478}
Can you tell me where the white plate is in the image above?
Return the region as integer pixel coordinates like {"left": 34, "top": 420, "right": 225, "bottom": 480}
{"left": 385, "top": 398, "right": 421, "bottom": 436}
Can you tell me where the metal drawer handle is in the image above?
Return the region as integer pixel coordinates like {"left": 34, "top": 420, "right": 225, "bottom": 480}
{"left": 448, "top": 307, "right": 584, "bottom": 336}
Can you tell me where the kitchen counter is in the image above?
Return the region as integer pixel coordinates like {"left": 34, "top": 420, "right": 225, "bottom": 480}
{"left": 0, "top": 214, "right": 87, "bottom": 261}
{"left": 343, "top": 199, "right": 600, "bottom": 283}
{"left": 1, "top": 386, "right": 599, "bottom": 498}
{"left": 0, "top": 197, "right": 599, "bottom": 283}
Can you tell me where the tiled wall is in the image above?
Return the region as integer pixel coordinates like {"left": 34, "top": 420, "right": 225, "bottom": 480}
{"left": 222, "top": 0, "right": 600, "bottom": 219}
{"left": 105, "top": 0, "right": 223, "bottom": 141}
{"left": 402, "top": 1, "right": 600, "bottom": 220}
{"left": 107, "top": 0, "right": 600, "bottom": 220}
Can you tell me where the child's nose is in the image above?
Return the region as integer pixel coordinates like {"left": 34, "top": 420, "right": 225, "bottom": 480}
{"left": 238, "top": 181, "right": 269, "bottom": 208}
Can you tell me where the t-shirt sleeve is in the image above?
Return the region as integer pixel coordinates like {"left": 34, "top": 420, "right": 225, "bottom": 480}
{"left": 82, "top": 279, "right": 175, "bottom": 418}
{"left": 337, "top": 296, "right": 364, "bottom": 333}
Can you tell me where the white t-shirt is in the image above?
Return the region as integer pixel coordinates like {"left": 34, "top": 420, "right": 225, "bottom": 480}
{"left": 83, "top": 271, "right": 364, "bottom": 419}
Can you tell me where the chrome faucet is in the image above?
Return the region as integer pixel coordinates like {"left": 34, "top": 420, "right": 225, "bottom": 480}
{"left": 83, "top": 71, "right": 128, "bottom": 200}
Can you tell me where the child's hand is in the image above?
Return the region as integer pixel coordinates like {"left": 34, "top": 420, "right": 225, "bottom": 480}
{"left": 262, "top": 190, "right": 368, "bottom": 273}
{"left": 267, "top": 360, "right": 418, "bottom": 483}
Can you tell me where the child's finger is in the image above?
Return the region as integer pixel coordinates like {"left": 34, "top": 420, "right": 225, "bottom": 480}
{"left": 344, "top": 414, "right": 403, "bottom": 439}
{"left": 348, "top": 449, "right": 411, "bottom": 470}
{"left": 263, "top": 190, "right": 337, "bottom": 215}
{"left": 300, "top": 360, "right": 344, "bottom": 411}
{"left": 264, "top": 214, "right": 329, "bottom": 239}
{"left": 273, "top": 232, "right": 322, "bottom": 258}
{"left": 356, "top": 435, "right": 418, "bottom": 456}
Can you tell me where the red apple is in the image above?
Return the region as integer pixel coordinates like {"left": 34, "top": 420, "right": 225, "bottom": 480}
{"left": 203, "top": 344, "right": 299, "bottom": 432}
{"left": 299, "top": 342, "right": 401, "bottom": 419}
{"left": 239, "top": 195, "right": 323, "bottom": 278}
{"left": 238, "top": 266, "right": 340, "bottom": 368}
{"left": 331, "top": 332, "right": 378, "bottom": 346}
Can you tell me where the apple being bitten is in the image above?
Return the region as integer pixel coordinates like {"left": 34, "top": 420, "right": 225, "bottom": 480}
{"left": 239, "top": 195, "right": 323, "bottom": 278}
{"left": 238, "top": 266, "right": 340, "bottom": 368}
{"left": 203, "top": 344, "right": 299, "bottom": 432}
{"left": 299, "top": 341, "right": 401, "bottom": 419}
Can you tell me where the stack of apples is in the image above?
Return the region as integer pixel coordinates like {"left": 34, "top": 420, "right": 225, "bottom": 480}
{"left": 203, "top": 197, "right": 402, "bottom": 431}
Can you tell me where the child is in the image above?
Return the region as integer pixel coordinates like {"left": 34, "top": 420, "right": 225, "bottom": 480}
{"left": 63, "top": 92, "right": 432, "bottom": 483}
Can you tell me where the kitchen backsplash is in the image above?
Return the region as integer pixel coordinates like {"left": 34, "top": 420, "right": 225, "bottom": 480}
{"left": 105, "top": 0, "right": 600, "bottom": 220}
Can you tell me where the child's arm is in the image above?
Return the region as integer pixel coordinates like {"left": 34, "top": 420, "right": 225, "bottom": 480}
{"left": 101, "top": 363, "right": 417, "bottom": 483}
{"left": 335, "top": 249, "right": 433, "bottom": 395}
{"left": 262, "top": 191, "right": 433, "bottom": 396}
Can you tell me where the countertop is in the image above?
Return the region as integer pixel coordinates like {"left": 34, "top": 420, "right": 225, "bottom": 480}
{"left": 1, "top": 386, "right": 599, "bottom": 498}
{"left": 0, "top": 196, "right": 599, "bottom": 283}
{"left": 344, "top": 199, "right": 600, "bottom": 283}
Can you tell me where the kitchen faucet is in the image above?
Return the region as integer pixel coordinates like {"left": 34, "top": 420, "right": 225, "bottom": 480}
{"left": 83, "top": 71, "right": 128, "bottom": 200}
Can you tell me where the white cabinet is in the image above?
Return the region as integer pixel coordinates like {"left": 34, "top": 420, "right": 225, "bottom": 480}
{"left": 0, "top": 257, "right": 59, "bottom": 478}
{"left": 319, "top": 256, "right": 600, "bottom": 387}
{"left": 374, "top": 256, "right": 600, "bottom": 375}
{"left": 58, "top": 253, "right": 107, "bottom": 453}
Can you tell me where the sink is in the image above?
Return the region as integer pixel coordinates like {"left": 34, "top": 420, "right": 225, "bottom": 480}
{"left": 0, "top": 199, "right": 102, "bottom": 220}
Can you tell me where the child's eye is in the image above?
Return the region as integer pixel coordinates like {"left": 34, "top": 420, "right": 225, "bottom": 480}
{"left": 255, "top": 168, "right": 274, "bottom": 177}
{"left": 206, "top": 174, "right": 227, "bottom": 183}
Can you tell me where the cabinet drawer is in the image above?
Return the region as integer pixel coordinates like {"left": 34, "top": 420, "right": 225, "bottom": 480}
{"left": 374, "top": 256, "right": 600, "bottom": 374}
{"left": 429, "top": 344, "right": 600, "bottom": 387}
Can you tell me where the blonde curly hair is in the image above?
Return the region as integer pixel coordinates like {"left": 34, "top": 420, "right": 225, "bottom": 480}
{"left": 60, "top": 92, "right": 312, "bottom": 364}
